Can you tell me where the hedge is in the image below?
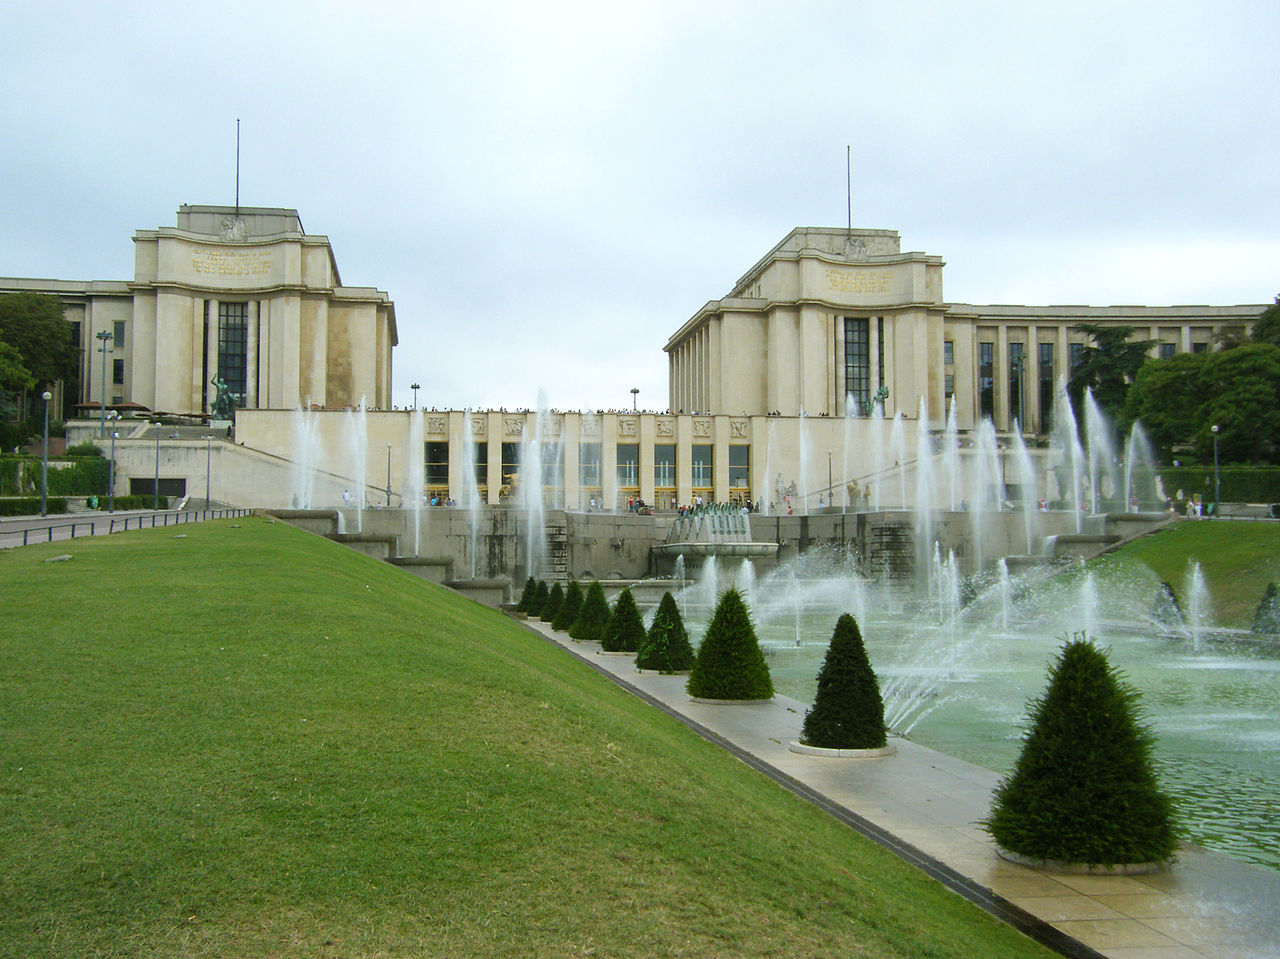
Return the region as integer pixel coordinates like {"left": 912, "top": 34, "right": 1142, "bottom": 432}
{"left": 0, "top": 497, "right": 68, "bottom": 516}
{"left": 0, "top": 456, "right": 109, "bottom": 496}
{"left": 1157, "top": 466, "right": 1280, "bottom": 504}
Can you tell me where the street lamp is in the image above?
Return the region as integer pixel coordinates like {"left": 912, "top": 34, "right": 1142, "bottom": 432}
{"left": 95, "top": 330, "right": 113, "bottom": 437}
{"left": 40, "top": 390, "right": 52, "bottom": 517}
{"left": 204, "top": 434, "right": 213, "bottom": 509}
{"left": 630, "top": 387, "right": 639, "bottom": 411}
{"left": 153, "top": 422, "right": 161, "bottom": 510}
{"left": 1212, "top": 424, "right": 1221, "bottom": 508}
{"left": 827, "top": 448, "right": 833, "bottom": 511}
{"left": 386, "top": 444, "right": 393, "bottom": 507}
{"left": 410, "top": 382, "right": 421, "bottom": 410}
{"left": 106, "top": 410, "right": 119, "bottom": 513}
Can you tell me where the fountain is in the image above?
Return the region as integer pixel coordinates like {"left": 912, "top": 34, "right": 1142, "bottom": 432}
{"left": 461, "top": 409, "right": 483, "bottom": 577}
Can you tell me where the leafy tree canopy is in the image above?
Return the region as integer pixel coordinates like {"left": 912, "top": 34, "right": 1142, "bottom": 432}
{"left": 1120, "top": 352, "right": 1207, "bottom": 457}
{"left": 1251, "top": 296, "right": 1280, "bottom": 347}
{"left": 0, "top": 341, "right": 34, "bottom": 394}
{"left": 1067, "top": 324, "right": 1156, "bottom": 422}
{"left": 0, "top": 293, "right": 76, "bottom": 389}
{"left": 1197, "top": 343, "right": 1280, "bottom": 463}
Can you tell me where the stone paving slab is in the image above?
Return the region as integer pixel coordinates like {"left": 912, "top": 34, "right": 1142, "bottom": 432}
{"left": 521, "top": 619, "right": 1280, "bottom": 959}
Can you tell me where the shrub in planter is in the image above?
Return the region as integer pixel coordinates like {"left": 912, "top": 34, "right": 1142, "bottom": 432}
{"left": 570, "top": 580, "right": 611, "bottom": 642}
{"left": 65, "top": 442, "right": 105, "bottom": 457}
{"left": 637, "top": 592, "right": 695, "bottom": 672}
{"left": 687, "top": 587, "right": 773, "bottom": 701}
{"left": 517, "top": 576, "right": 537, "bottom": 612}
{"left": 540, "top": 582, "right": 564, "bottom": 623}
{"left": 552, "top": 581, "right": 583, "bottom": 632}
{"left": 983, "top": 634, "right": 1177, "bottom": 866}
{"left": 1252, "top": 583, "right": 1280, "bottom": 634}
{"left": 800, "top": 614, "right": 886, "bottom": 749}
{"left": 602, "top": 587, "right": 645, "bottom": 652}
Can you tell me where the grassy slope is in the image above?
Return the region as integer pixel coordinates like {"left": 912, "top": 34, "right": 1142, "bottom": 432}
{"left": 1093, "top": 520, "right": 1280, "bottom": 627}
{"left": 0, "top": 518, "right": 1054, "bottom": 959}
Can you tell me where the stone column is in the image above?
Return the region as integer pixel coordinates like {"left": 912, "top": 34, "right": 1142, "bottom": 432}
{"left": 246, "top": 301, "right": 259, "bottom": 408}
{"left": 205, "top": 298, "right": 219, "bottom": 413}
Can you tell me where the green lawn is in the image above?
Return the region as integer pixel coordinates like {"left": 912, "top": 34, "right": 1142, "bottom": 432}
{"left": 1094, "top": 519, "right": 1280, "bottom": 627}
{"left": 0, "top": 518, "right": 1054, "bottom": 959}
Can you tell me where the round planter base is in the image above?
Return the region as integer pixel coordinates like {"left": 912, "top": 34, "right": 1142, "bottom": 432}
{"left": 789, "top": 741, "right": 896, "bottom": 759}
{"left": 688, "top": 696, "right": 774, "bottom": 705}
{"left": 995, "top": 847, "right": 1172, "bottom": 875}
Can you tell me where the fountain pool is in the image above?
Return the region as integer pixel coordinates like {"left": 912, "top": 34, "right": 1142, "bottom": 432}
{"left": 663, "top": 553, "right": 1280, "bottom": 872}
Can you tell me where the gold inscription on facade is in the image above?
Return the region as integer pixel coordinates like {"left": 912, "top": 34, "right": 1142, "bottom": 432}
{"left": 825, "top": 269, "right": 892, "bottom": 294}
{"left": 191, "top": 248, "right": 274, "bottom": 277}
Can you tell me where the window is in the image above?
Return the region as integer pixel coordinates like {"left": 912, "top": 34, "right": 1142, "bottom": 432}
{"left": 425, "top": 442, "right": 449, "bottom": 487}
{"left": 113, "top": 320, "right": 126, "bottom": 348}
{"left": 979, "top": 342, "right": 994, "bottom": 420}
{"left": 654, "top": 444, "right": 675, "bottom": 486}
{"left": 579, "top": 442, "right": 601, "bottom": 487}
{"left": 728, "top": 445, "right": 749, "bottom": 489}
{"left": 473, "top": 441, "right": 488, "bottom": 490}
{"left": 944, "top": 340, "right": 954, "bottom": 366}
{"left": 843, "top": 318, "right": 870, "bottom": 413}
{"left": 1192, "top": 341, "right": 1209, "bottom": 354}
{"left": 217, "top": 302, "right": 248, "bottom": 407}
{"left": 616, "top": 443, "right": 639, "bottom": 487}
{"left": 112, "top": 358, "right": 124, "bottom": 385}
{"left": 501, "top": 442, "right": 521, "bottom": 494}
{"left": 877, "top": 317, "right": 885, "bottom": 399}
{"left": 1069, "top": 342, "right": 1085, "bottom": 370}
{"left": 1039, "top": 342, "right": 1055, "bottom": 433}
{"left": 944, "top": 373, "right": 955, "bottom": 402}
{"left": 692, "top": 444, "right": 713, "bottom": 487}
{"left": 1160, "top": 342, "right": 1176, "bottom": 359}
{"left": 1008, "top": 342, "right": 1026, "bottom": 430}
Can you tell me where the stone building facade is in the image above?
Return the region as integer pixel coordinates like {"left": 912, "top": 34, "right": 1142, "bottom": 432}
{"left": 1, "top": 205, "right": 396, "bottom": 417}
{"left": 666, "top": 227, "right": 1263, "bottom": 433}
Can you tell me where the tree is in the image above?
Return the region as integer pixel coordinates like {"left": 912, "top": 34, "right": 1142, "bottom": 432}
{"left": 983, "top": 635, "right": 1177, "bottom": 866}
{"left": 1250, "top": 296, "right": 1280, "bottom": 347}
{"left": 1067, "top": 324, "right": 1156, "bottom": 422}
{"left": 526, "top": 580, "right": 548, "bottom": 617}
{"left": 540, "top": 582, "right": 564, "bottom": 623}
{"left": 1120, "top": 353, "right": 1207, "bottom": 458}
{"left": 687, "top": 588, "right": 773, "bottom": 701}
{"left": 0, "top": 341, "right": 35, "bottom": 421}
{"left": 1195, "top": 343, "right": 1280, "bottom": 463}
{"left": 602, "top": 587, "right": 645, "bottom": 652}
{"left": 637, "top": 592, "right": 695, "bottom": 672}
{"left": 0, "top": 292, "right": 77, "bottom": 393}
{"left": 517, "top": 576, "right": 537, "bottom": 612}
{"left": 552, "top": 581, "right": 583, "bottom": 632}
{"left": 570, "top": 580, "right": 611, "bottom": 642}
{"left": 800, "top": 614, "right": 887, "bottom": 749}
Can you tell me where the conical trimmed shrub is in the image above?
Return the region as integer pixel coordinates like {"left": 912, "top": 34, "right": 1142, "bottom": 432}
{"left": 570, "top": 580, "right": 611, "bottom": 642}
{"left": 517, "top": 576, "right": 537, "bottom": 611}
{"left": 637, "top": 592, "right": 695, "bottom": 673}
{"left": 602, "top": 588, "right": 645, "bottom": 652}
{"left": 552, "top": 581, "right": 583, "bottom": 632}
{"left": 1152, "top": 581, "right": 1184, "bottom": 631}
{"left": 1252, "top": 583, "right": 1280, "bottom": 634}
{"left": 983, "top": 634, "right": 1177, "bottom": 866}
{"left": 540, "top": 582, "right": 565, "bottom": 623}
{"left": 526, "top": 580, "right": 548, "bottom": 618}
{"left": 687, "top": 587, "right": 773, "bottom": 701}
{"left": 801, "top": 614, "right": 886, "bottom": 749}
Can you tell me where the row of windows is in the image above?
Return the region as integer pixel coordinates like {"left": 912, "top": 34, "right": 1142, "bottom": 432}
{"left": 421, "top": 443, "right": 750, "bottom": 489}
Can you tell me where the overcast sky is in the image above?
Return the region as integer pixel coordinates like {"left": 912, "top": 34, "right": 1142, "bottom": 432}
{"left": 3, "top": 1, "right": 1277, "bottom": 411}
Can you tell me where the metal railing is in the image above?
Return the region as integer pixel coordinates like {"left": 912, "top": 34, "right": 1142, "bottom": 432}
{"left": 3, "top": 508, "right": 253, "bottom": 547}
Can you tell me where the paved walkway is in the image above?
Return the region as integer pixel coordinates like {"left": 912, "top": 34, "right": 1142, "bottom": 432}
{"left": 520, "top": 617, "right": 1280, "bottom": 959}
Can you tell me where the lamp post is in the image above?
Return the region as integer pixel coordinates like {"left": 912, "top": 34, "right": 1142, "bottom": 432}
{"left": 40, "top": 390, "right": 52, "bottom": 517}
{"left": 95, "top": 330, "right": 113, "bottom": 437}
{"left": 630, "top": 387, "right": 639, "bottom": 411}
{"left": 106, "top": 410, "right": 119, "bottom": 513}
{"left": 386, "top": 444, "right": 393, "bottom": 507}
{"left": 827, "top": 448, "right": 833, "bottom": 511}
{"left": 1212, "top": 424, "right": 1221, "bottom": 508}
{"left": 410, "top": 382, "right": 421, "bottom": 410}
{"left": 204, "top": 434, "right": 213, "bottom": 509}
{"left": 153, "top": 423, "right": 160, "bottom": 510}
{"left": 109, "top": 428, "right": 118, "bottom": 513}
